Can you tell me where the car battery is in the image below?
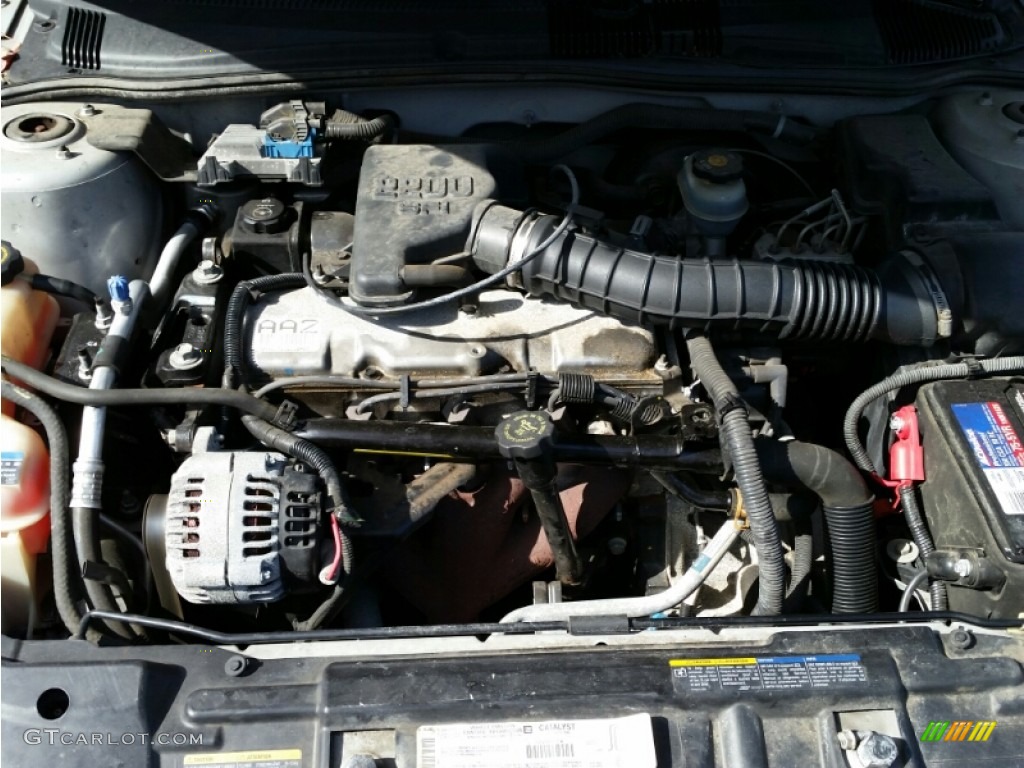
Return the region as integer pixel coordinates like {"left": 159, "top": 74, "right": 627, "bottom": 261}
{"left": 915, "top": 377, "right": 1024, "bottom": 618}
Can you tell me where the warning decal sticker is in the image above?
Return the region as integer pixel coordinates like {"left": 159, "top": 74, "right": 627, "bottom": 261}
{"left": 952, "top": 402, "right": 1024, "bottom": 515}
{"left": 183, "top": 749, "right": 302, "bottom": 768}
{"left": 669, "top": 654, "right": 868, "bottom": 693}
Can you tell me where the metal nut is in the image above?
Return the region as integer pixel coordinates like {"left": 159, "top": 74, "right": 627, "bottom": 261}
{"left": 192, "top": 257, "right": 223, "bottom": 285}
{"left": 837, "top": 729, "right": 859, "bottom": 751}
{"left": 855, "top": 732, "right": 899, "bottom": 768}
{"left": 168, "top": 343, "right": 203, "bottom": 371}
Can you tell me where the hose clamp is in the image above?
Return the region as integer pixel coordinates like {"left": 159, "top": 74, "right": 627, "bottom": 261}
{"left": 964, "top": 357, "right": 985, "bottom": 380}
{"left": 505, "top": 210, "right": 542, "bottom": 290}
{"left": 716, "top": 393, "right": 748, "bottom": 423}
{"left": 731, "top": 489, "right": 750, "bottom": 531}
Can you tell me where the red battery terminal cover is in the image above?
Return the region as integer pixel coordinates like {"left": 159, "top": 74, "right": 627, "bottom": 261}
{"left": 871, "top": 405, "right": 925, "bottom": 517}
{"left": 889, "top": 405, "right": 925, "bottom": 484}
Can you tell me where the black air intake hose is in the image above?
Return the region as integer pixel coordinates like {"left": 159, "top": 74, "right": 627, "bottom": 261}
{"left": 469, "top": 204, "right": 943, "bottom": 345}
{"left": 755, "top": 438, "right": 877, "bottom": 614}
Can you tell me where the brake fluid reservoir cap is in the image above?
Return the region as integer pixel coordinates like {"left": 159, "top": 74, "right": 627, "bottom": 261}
{"left": 691, "top": 149, "right": 744, "bottom": 183}
{"left": 495, "top": 411, "right": 555, "bottom": 460}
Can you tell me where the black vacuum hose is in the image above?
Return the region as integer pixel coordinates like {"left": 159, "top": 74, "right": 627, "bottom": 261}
{"left": 71, "top": 506, "right": 137, "bottom": 640}
{"left": 1, "top": 356, "right": 283, "bottom": 424}
{"left": 503, "top": 103, "right": 817, "bottom": 162}
{"left": 755, "top": 438, "right": 877, "bottom": 613}
{"left": 223, "top": 273, "right": 306, "bottom": 389}
{"left": 470, "top": 204, "right": 942, "bottom": 346}
{"left": 687, "top": 335, "right": 786, "bottom": 616}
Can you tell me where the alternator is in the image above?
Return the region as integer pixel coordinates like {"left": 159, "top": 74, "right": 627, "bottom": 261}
{"left": 162, "top": 445, "right": 322, "bottom": 604}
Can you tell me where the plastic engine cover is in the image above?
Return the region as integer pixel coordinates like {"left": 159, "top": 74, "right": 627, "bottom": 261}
{"left": 350, "top": 144, "right": 525, "bottom": 306}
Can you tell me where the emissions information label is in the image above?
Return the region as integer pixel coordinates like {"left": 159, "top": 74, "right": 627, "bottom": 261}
{"left": 953, "top": 401, "right": 1024, "bottom": 515}
{"left": 183, "top": 750, "right": 302, "bottom": 768}
{"left": 416, "top": 713, "right": 656, "bottom": 768}
{"left": 0, "top": 452, "right": 24, "bottom": 486}
{"left": 670, "top": 654, "right": 867, "bottom": 693}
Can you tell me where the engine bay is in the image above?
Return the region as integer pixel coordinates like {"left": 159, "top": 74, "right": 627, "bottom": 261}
{"left": 1, "top": 88, "right": 1023, "bottom": 642}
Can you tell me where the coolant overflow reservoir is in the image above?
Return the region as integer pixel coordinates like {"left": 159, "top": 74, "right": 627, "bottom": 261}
{"left": 1, "top": 260, "right": 58, "bottom": 636}
{"left": 0, "top": 414, "right": 52, "bottom": 637}
{"left": 678, "top": 149, "right": 748, "bottom": 238}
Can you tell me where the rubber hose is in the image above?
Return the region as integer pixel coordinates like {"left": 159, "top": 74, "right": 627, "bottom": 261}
{"left": 0, "top": 381, "right": 103, "bottom": 642}
{"left": 241, "top": 415, "right": 355, "bottom": 573}
{"left": 900, "top": 483, "right": 948, "bottom": 611}
{"left": 843, "top": 357, "right": 1024, "bottom": 475}
{"left": 322, "top": 112, "right": 394, "bottom": 141}
{"left": 470, "top": 206, "right": 940, "bottom": 346}
{"left": 786, "top": 520, "right": 814, "bottom": 612}
{"left": 899, "top": 569, "right": 930, "bottom": 612}
{"left": 686, "top": 335, "right": 785, "bottom": 616}
{"left": 223, "top": 273, "right": 306, "bottom": 389}
{"left": 503, "top": 104, "right": 817, "bottom": 162}
{"left": 21, "top": 273, "right": 98, "bottom": 305}
{"left": 739, "top": 521, "right": 812, "bottom": 607}
{"left": 650, "top": 471, "right": 732, "bottom": 511}
{"left": 754, "top": 438, "right": 876, "bottom": 613}
{"left": 70, "top": 506, "right": 136, "bottom": 639}
{"left": 1, "top": 356, "right": 283, "bottom": 424}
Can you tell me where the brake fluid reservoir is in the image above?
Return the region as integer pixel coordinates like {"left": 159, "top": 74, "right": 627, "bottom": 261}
{"left": 0, "top": 102, "right": 163, "bottom": 296}
{"left": 0, "top": 414, "right": 52, "bottom": 637}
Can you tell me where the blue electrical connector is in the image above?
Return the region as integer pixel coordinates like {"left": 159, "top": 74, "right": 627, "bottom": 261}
{"left": 262, "top": 127, "right": 317, "bottom": 159}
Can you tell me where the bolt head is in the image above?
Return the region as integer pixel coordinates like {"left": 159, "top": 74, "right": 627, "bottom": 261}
{"left": 224, "top": 654, "right": 249, "bottom": 677}
{"left": 950, "top": 628, "right": 974, "bottom": 650}
{"left": 954, "top": 558, "right": 973, "bottom": 578}
{"left": 607, "top": 537, "right": 628, "bottom": 556}
{"left": 77, "top": 104, "right": 97, "bottom": 117}
{"left": 856, "top": 733, "right": 899, "bottom": 768}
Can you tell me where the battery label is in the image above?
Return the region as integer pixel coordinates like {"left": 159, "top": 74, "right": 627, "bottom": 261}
{"left": 669, "top": 654, "right": 867, "bottom": 692}
{"left": 416, "top": 713, "right": 656, "bottom": 768}
{"left": 952, "top": 402, "right": 1024, "bottom": 515}
{"left": 0, "top": 452, "right": 24, "bottom": 486}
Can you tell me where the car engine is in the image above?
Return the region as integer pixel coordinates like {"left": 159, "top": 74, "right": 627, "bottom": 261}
{"left": 1, "top": 90, "right": 1023, "bottom": 642}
